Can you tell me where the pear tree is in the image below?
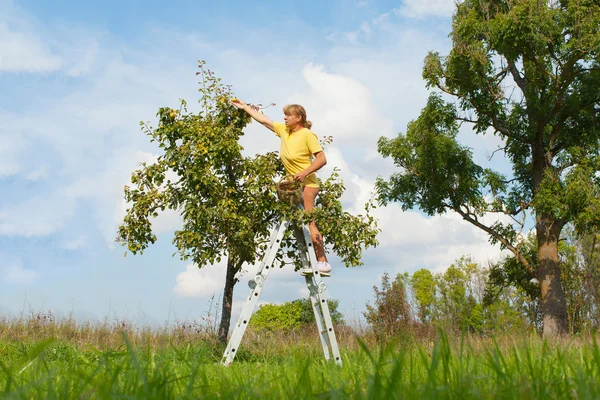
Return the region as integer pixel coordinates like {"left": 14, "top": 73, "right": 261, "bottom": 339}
{"left": 117, "top": 62, "right": 380, "bottom": 342}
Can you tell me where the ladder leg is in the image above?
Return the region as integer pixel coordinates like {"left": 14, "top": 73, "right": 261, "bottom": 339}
{"left": 221, "top": 220, "right": 289, "bottom": 366}
{"left": 296, "top": 224, "right": 343, "bottom": 365}
{"left": 306, "top": 276, "right": 332, "bottom": 360}
{"left": 293, "top": 226, "right": 331, "bottom": 360}
{"left": 313, "top": 279, "right": 342, "bottom": 365}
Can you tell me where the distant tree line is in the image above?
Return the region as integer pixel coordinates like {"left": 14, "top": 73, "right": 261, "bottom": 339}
{"left": 365, "top": 229, "right": 600, "bottom": 336}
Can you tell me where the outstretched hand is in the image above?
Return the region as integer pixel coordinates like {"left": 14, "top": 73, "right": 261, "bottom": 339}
{"left": 230, "top": 98, "right": 247, "bottom": 109}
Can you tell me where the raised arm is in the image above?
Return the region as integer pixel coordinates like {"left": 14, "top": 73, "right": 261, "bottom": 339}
{"left": 231, "top": 99, "right": 275, "bottom": 132}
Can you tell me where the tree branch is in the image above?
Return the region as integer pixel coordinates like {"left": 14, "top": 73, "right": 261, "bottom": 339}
{"left": 437, "top": 84, "right": 461, "bottom": 98}
{"left": 493, "top": 66, "right": 511, "bottom": 83}
{"left": 507, "top": 59, "right": 527, "bottom": 94}
{"left": 452, "top": 205, "right": 535, "bottom": 276}
{"left": 545, "top": 57, "right": 579, "bottom": 157}
{"left": 442, "top": 64, "right": 530, "bottom": 145}
{"left": 477, "top": 106, "right": 531, "bottom": 145}
{"left": 510, "top": 200, "right": 531, "bottom": 216}
{"left": 456, "top": 116, "right": 479, "bottom": 125}
{"left": 487, "top": 145, "right": 509, "bottom": 161}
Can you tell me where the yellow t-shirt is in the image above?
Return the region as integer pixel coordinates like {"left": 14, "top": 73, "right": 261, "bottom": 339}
{"left": 273, "top": 122, "right": 323, "bottom": 188}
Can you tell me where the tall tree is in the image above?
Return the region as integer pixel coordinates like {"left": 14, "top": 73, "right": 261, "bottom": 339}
{"left": 411, "top": 268, "right": 436, "bottom": 323}
{"left": 377, "top": 0, "right": 600, "bottom": 336}
{"left": 436, "top": 264, "right": 468, "bottom": 330}
{"left": 117, "top": 63, "right": 379, "bottom": 342}
{"left": 364, "top": 272, "right": 413, "bottom": 338}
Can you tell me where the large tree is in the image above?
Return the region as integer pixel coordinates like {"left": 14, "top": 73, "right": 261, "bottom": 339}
{"left": 486, "top": 228, "right": 600, "bottom": 333}
{"left": 117, "top": 62, "right": 379, "bottom": 342}
{"left": 376, "top": 0, "right": 600, "bottom": 336}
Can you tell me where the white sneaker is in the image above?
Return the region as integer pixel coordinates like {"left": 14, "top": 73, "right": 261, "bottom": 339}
{"left": 300, "top": 262, "right": 332, "bottom": 277}
{"left": 317, "top": 261, "right": 332, "bottom": 277}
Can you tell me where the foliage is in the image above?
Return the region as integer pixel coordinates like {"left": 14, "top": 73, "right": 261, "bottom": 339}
{"left": 559, "top": 228, "right": 600, "bottom": 333}
{"left": 295, "top": 298, "right": 344, "bottom": 326}
{"left": 436, "top": 265, "right": 468, "bottom": 329}
{"left": 369, "top": 235, "right": 599, "bottom": 336}
{"left": 115, "top": 61, "right": 379, "bottom": 340}
{"left": 281, "top": 171, "right": 380, "bottom": 270}
{"left": 363, "top": 272, "right": 413, "bottom": 338}
{"left": 430, "top": 256, "right": 489, "bottom": 333}
{"left": 484, "top": 227, "right": 600, "bottom": 333}
{"left": 485, "top": 228, "right": 600, "bottom": 334}
{"left": 117, "top": 62, "right": 379, "bottom": 270}
{"left": 365, "top": 256, "right": 536, "bottom": 336}
{"left": 250, "top": 298, "right": 344, "bottom": 332}
{"left": 377, "top": 0, "right": 600, "bottom": 336}
{"left": 117, "top": 62, "right": 281, "bottom": 268}
{"left": 411, "top": 269, "right": 436, "bottom": 323}
{"left": 571, "top": 230, "right": 600, "bottom": 327}
{"left": 250, "top": 302, "right": 303, "bottom": 332}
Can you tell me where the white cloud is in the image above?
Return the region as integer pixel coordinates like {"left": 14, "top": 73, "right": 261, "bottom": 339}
{"left": 372, "top": 11, "right": 392, "bottom": 26}
{"left": 339, "top": 9, "right": 397, "bottom": 45}
{"left": 0, "top": 1, "right": 62, "bottom": 73}
{"left": 2, "top": 260, "right": 38, "bottom": 284}
{"left": 0, "top": 40, "right": 196, "bottom": 240}
{"left": 0, "top": 192, "right": 75, "bottom": 236}
{"left": 173, "top": 241, "right": 309, "bottom": 304}
{"left": 174, "top": 263, "right": 225, "bottom": 298}
{"left": 151, "top": 208, "right": 184, "bottom": 236}
{"left": 0, "top": 22, "right": 62, "bottom": 72}
{"left": 398, "top": 0, "right": 457, "bottom": 18}
{"left": 66, "top": 149, "right": 184, "bottom": 245}
{"left": 345, "top": 31, "right": 360, "bottom": 46}
{"left": 290, "top": 63, "right": 394, "bottom": 147}
{"left": 374, "top": 203, "right": 509, "bottom": 273}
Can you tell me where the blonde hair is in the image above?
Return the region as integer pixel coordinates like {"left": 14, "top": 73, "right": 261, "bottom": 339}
{"left": 283, "top": 104, "right": 312, "bottom": 129}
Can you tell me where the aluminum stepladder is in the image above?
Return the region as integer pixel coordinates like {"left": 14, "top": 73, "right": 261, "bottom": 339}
{"left": 221, "top": 216, "right": 342, "bottom": 366}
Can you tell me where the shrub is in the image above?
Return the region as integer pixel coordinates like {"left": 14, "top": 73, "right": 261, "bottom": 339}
{"left": 251, "top": 298, "right": 344, "bottom": 332}
{"left": 251, "top": 302, "right": 303, "bottom": 332}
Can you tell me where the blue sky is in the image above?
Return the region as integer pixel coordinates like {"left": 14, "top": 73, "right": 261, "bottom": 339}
{"left": 0, "top": 0, "right": 514, "bottom": 328}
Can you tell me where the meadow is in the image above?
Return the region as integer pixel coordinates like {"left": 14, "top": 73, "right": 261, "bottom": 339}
{"left": 1, "top": 313, "right": 600, "bottom": 399}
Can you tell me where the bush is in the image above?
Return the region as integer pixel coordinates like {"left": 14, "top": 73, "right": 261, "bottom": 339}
{"left": 251, "top": 298, "right": 344, "bottom": 332}
{"left": 295, "top": 298, "right": 345, "bottom": 325}
{"left": 251, "top": 302, "right": 303, "bottom": 332}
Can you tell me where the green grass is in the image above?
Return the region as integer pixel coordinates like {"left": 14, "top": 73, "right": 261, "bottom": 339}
{"left": 1, "top": 330, "right": 600, "bottom": 399}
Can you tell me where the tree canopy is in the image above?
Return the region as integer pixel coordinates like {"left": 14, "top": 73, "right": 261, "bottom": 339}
{"left": 377, "top": 0, "right": 600, "bottom": 336}
{"left": 117, "top": 62, "right": 380, "bottom": 341}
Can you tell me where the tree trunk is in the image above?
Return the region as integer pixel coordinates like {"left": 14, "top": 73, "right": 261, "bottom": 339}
{"left": 536, "top": 215, "right": 569, "bottom": 337}
{"left": 218, "top": 257, "right": 239, "bottom": 343}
